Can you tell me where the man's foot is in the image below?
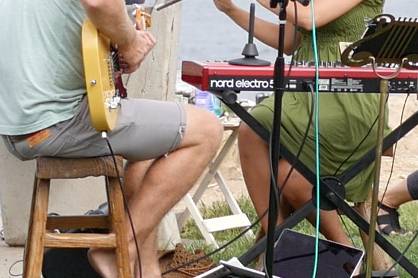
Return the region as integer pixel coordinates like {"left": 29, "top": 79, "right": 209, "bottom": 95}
{"left": 134, "top": 258, "right": 161, "bottom": 278}
{"left": 377, "top": 202, "right": 409, "bottom": 236}
{"left": 88, "top": 248, "right": 119, "bottom": 278}
{"left": 88, "top": 248, "right": 162, "bottom": 278}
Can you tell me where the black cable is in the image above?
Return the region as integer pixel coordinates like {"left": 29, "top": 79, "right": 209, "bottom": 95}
{"left": 162, "top": 208, "right": 266, "bottom": 275}
{"left": 8, "top": 259, "right": 23, "bottom": 277}
{"left": 333, "top": 94, "right": 390, "bottom": 176}
{"left": 377, "top": 94, "right": 409, "bottom": 217}
{"left": 103, "top": 135, "right": 143, "bottom": 278}
{"left": 5, "top": 136, "right": 145, "bottom": 278}
{"left": 162, "top": 88, "right": 313, "bottom": 275}
{"left": 164, "top": 3, "right": 315, "bottom": 275}
{"left": 168, "top": 93, "right": 412, "bottom": 276}
{"left": 264, "top": 116, "right": 281, "bottom": 278}
{"left": 339, "top": 214, "right": 358, "bottom": 248}
{"left": 338, "top": 95, "right": 409, "bottom": 250}
{"left": 341, "top": 95, "right": 412, "bottom": 277}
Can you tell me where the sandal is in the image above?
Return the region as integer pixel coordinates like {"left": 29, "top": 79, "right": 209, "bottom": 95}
{"left": 377, "top": 202, "right": 407, "bottom": 235}
{"left": 167, "top": 243, "right": 214, "bottom": 277}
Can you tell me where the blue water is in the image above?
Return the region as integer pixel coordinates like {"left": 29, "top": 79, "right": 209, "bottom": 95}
{"left": 179, "top": 0, "right": 417, "bottom": 62}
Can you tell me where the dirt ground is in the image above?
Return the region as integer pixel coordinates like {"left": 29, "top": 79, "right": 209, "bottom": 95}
{"left": 193, "top": 94, "right": 418, "bottom": 206}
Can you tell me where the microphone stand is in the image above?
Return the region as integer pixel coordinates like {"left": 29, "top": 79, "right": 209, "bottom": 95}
{"left": 264, "top": 0, "right": 288, "bottom": 277}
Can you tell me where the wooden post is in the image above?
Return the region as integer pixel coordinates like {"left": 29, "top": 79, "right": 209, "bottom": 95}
{"left": 126, "top": 5, "right": 182, "bottom": 101}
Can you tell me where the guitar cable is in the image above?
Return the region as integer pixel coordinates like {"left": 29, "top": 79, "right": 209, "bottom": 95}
{"left": 5, "top": 133, "right": 145, "bottom": 278}
{"left": 162, "top": 56, "right": 318, "bottom": 278}
{"left": 376, "top": 94, "right": 408, "bottom": 220}
{"left": 374, "top": 94, "right": 418, "bottom": 277}
{"left": 337, "top": 94, "right": 408, "bottom": 251}
{"left": 334, "top": 92, "right": 417, "bottom": 277}
{"left": 102, "top": 131, "right": 143, "bottom": 278}
{"left": 162, "top": 82, "right": 315, "bottom": 276}
{"left": 6, "top": 5, "right": 307, "bottom": 277}
{"left": 161, "top": 3, "right": 314, "bottom": 276}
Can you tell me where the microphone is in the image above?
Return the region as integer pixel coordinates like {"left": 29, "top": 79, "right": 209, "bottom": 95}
{"left": 125, "top": 0, "right": 145, "bottom": 4}
{"left": 295, "top": 0, "right": 310, "bottom": 6}
{"left": 155, "top": 0, "right": 182, "bottom": 11}
{"left": 270, "top": 0, "right": 310, "bottom": 9}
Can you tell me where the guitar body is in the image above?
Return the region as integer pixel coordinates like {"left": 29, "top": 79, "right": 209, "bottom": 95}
{"left": 81, "top": 9, "right": 151, "bottom": 132}
{"left": 82, "top": 19, "right": 121, "bottom": 132}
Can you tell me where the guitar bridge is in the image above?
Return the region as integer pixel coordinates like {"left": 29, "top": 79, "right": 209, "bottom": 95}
{"left": 105, "top": 96, "right": 121, "bottom": 110}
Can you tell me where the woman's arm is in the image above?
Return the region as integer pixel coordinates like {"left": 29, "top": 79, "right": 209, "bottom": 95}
{"left": 214, "top": 0, "right": 300, "bottom": 55}
{"left": 258, "top": 0, "right": 364, "bottom": 30}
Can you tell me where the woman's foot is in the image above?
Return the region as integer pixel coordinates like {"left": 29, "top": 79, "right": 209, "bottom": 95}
{"left": 377, "top": 202, "right": 408, "bottom": 236}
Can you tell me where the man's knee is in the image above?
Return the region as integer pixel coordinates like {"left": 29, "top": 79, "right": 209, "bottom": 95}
{"left": 184, "top": 105, "right": 223, "bottom": 149}
{"left": 204, "top": 112, "right": 223, "bottom": 149}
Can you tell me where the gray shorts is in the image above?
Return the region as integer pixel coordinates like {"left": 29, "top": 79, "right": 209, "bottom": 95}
{"left": 3, "top": 97, "right": 187, "bottom": 161}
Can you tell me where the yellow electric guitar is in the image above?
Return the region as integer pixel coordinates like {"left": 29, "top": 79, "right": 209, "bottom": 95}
{"left": 82, "top": 8, "right": 152, "bottom": 132}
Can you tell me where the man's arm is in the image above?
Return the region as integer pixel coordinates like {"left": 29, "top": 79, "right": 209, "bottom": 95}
{"left": 80, "top": 0, "right": 156, "bottom": 73}
{"left": 80, "top": 0, "right": 136, "bottom": 48}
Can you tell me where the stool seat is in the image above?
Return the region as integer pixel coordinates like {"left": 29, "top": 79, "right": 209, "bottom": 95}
{"left": 36, "top": 156, "right": 124, "bottom": 179}
{"left": 23, "top": 155, "right": 132, "bottom": 278}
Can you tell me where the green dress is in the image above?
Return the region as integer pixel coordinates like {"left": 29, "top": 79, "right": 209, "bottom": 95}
{"left": 251, "top": 0, "right": 390, "bottom": 202}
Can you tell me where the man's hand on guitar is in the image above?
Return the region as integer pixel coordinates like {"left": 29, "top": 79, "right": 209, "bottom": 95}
{"left": 118, "top": 30, "right": 156, "bottom": 74}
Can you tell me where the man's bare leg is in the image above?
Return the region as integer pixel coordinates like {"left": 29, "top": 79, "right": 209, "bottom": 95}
{"left": 238, "top": 123, "right": 351, "bottom": 245}
{"left": 88, "top": 160, "right": 154, "bottom": 277}
{"left": 89, "top": 105, "right": 223, "bottom": 277}
{"left": 131, "top": 228, "right": 159, "bottom": 278}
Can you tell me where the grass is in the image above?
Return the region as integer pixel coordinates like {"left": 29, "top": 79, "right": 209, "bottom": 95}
{"left": 180, "top": 196, "right": 418, "bottom": 277}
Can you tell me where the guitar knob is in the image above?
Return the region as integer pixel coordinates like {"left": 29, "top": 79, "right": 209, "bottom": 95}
{"left": 90, "top": 80, "right": 97, "bottom": 86}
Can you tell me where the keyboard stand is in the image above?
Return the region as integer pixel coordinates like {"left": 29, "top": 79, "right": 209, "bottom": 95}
{"left": 201, "top": 91, "right": 418, "bottom": 277}
{"left": 178, "top": 122, "right": 254, "bottom": 248}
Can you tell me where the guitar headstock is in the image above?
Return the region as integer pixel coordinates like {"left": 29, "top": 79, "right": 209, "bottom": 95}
{"left": 127, "top": 5, "right": 152, "bottom": 30}
{"left": 135, "top": 8, "right": 152, "bottom": 30}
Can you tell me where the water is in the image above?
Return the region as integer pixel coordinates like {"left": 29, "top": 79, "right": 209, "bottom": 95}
{"left": 179, "top": 0, "right": 418, "bottom": 63}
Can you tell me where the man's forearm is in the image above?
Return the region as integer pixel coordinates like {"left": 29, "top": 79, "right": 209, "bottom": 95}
{"left": 80, "top": 0, "right": 136, "bottom": 48}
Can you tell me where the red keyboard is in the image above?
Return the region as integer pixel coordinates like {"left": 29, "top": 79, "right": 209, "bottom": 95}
{"left": 182, "top": 60, "right": 418, "bottom": 94}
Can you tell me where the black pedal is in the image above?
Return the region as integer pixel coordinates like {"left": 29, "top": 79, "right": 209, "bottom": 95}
{"left": 42, "top": 248, "right": 101, "bottom": 278}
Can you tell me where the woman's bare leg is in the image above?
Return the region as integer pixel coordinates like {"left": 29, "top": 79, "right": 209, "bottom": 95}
{"left": 238, "top": 123, "right": 350, "bottom": 245}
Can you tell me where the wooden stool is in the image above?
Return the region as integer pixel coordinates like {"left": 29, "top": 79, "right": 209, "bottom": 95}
{"left": 23, "top": 156, "right": 132, "bottom": 278}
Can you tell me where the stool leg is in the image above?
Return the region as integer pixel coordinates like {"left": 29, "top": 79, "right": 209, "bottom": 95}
{"left": 107, "top": 177, "right": 132, "bottom": 278}
{"left": 23, "top": 177, "right": 50, "bottom": 278}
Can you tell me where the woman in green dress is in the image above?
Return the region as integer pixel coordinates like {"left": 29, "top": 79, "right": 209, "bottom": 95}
{"left": 214, "top": 0, "right": 389, "bottom": 246}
